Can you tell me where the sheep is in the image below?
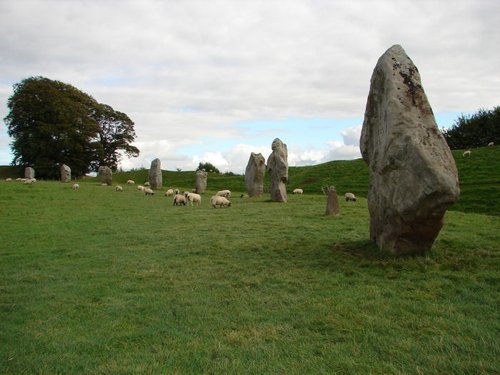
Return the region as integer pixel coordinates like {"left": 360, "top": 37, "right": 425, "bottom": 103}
{"left": 463, "top": 150, "right": 472, "bottom": 157}
{"left": 184, "top": 192, "right": 202, "bottom": 206}
{"left": 345, "top": 192, "right": 357, "bottom": 202}
{"left": 23, "top": 178, "right": 36, "bottom": 185}
{"left": 292, "top": 188, "right": 303, "bottom": 194}
{"left": 215, "top": 189, "right": 231, "bottom": 198}
{"left": 488, "top": 142, "right": 494, "bottom": 147}
{"left": 173, "top": 194, "right": 187, "bottom": 206}
{"left": 144, "top": 187, "right": 154, "bottom": 196}
{"left": 115, "top": 185, "right": 123, "bottom": 192}
{"left": 137, "top": 185, "right": 144, "bottom": 192}
{"left": 211, "top": 195, "right": 231, "bottom": 208}
{"left": 126, "top": 179, "right": 135, "bottom": 185}
{"left": 72, "top": 183, "right": 80, "bottom": 190}
{"left": 143, "top": 182, "right": 150, "bottom": 186}
{"left": 165, "top": 188, "right": 174, "bottom": 196}
{"left": 5, "top": 178, "right": 12, "bottom": 182}
{"left": 173, "top": 188, "right": 180, "bottom": 195}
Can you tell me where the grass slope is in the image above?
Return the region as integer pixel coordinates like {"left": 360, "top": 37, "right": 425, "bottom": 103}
{"left": 0, "top": 148, "right": 499, "bottom": 374}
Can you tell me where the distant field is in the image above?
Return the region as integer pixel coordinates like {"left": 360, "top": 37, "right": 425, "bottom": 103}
{"left": 0, "top": 147, "right": 499, "bottom": 373}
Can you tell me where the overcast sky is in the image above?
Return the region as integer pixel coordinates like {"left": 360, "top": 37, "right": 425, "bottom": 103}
{"left": 1, "top": 0, "right": 499, "bottom": 173}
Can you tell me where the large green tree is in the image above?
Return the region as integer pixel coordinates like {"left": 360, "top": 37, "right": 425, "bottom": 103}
{"left": 442, "top": 106, "right": 499, "bottom": 149}
{"left": 4, "top": 76, "right": 139, "bottom": 178}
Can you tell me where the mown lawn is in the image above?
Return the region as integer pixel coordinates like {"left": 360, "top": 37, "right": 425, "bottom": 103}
{"left": 0, "top": 180, "right": 498, "bottom": 374}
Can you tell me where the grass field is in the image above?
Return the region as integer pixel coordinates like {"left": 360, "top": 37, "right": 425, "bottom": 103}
{"left": 0, "top": 147, "right": 499, "bottom": 374}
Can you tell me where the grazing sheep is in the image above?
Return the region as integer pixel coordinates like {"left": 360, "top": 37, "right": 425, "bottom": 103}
{"left": 115, "top": 185, "right": 123, "bottom": 192}
{"left": 216, "top": 189, "right": 231, "bottom": 198}
{"left": 463, "top": 150, "right": 471, "bottom": 157}
{"left": 293, "top": 188, "right": 303, "bottom": 194}
{"left": 165, "top": 188, "right": 174, "bottom": 196}
{"left": 173, "top": 194, "right": 187, "bottom": 206}
{"left": 143, "top": 182, "right": 150, "bottom": 186}
{"left": 23, "top": 178, "right": 36, "bottom": 185}
{"left": 144, "top": 187, "right": 154, "bottom": 195}
{"left": 488, "top": 142, "right": 494, "bottom": 147}
{"left": 211, "top": 195, "right": 231, "bottom": 208}
{"left": 185, "top": 192, "right": 202, "bottom": 206}
{"left": 137, "top": 185, "right": 144, "bottom": 192}
{"left": 5, "top": 178, "right": 12, "bottom": 182}
{"left": 126, "top": 179, "right": 135, "bottom": 185}
{"left": 72, "top": 183, "right": 80, "bottom": 190}
{"left": 345, "top": 192, "right": 357, "bottom": 202}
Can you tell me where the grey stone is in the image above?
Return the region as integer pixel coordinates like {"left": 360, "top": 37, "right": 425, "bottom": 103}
{"left": 148, "top": 158, "right": 162, "bottom": 189}
{"left": 24, "top": 167, "right": 35, "bottom": 179}
{"left": 360, "top": 44, "right": 460, "bottom": 255}
{"left": 266, "top": 138, "right": 288, "bottom": 202}
{"left": 98, "top": 166, "right": 112, "bottom": 186}
{"left": 325, "top": 186, "right": 340, "bottom": 216}
{"left": 60, "top": 164, "right": 71, "bottom": 182}
{"left": 245, "top": 152, "right": 266, "bottom": 197}
{"left": 195, "top": 169, "right": 208, "bottom": 193}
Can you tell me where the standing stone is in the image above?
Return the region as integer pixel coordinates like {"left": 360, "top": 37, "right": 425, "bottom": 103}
{"left": 245, "top": 152, "right": 266, "bottom": 197}
{"left": 60, "top": 164, "right": 71, "bottom": 182}
{"left": 195, "top": 169, "right": 207, "bottom": 194}
{"left": 266, "top": 138, "right": 288, "bottom": 202}
{"left": 24, "top": 167, "right": 35, "bottom": 179}
{"left": 148, "top": 158, "right": 162, "bottom": 189}
{"left": 360, "top": 44, "right": 460, "bottom": 255}
{"left": 98, "top": 166, "right": 112, "bottom": 186}
{"left": 325, "top": 186, "right": 340, "bottom": 216}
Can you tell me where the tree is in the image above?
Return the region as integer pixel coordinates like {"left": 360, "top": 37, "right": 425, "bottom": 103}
{"left": 197, "top": 162, "right": 220, "bottom": 174}
{"left": 4, "top": 76, "right": 139, "bottom": 178}
{"left": 90, "top": 103, "right": 139, "bottom": 171}
{"left": 442, "top": 106, "right": 500, "bottom": 149}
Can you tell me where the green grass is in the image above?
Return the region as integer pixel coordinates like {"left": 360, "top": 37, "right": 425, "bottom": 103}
{"left": 0, "top": 146, "right": 499, "bottom": 373}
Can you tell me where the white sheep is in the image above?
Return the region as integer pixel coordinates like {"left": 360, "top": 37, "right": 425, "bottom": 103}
{"left": 185, "top": 192, "right": 202, "bottom": 206}
{"left": 488, "top": 142, "right": 494, "bottom": 147}
{"left": 345, "top": 192, "right": 357, "bottom": 202}
{"left": 137, "top": 185, "right": 144, "bottom": 192}
{"left": 173, "top": 194, "right": 187, "bottom": 206}
{"left": 115, "top": 185, "right": 123, "bottom": 192}
{"left": 23, "top": 178, "right": 36, "bottom": 185}
{"left": 216, "top": 189, "right": 231, "bottom": 198}
{"left": 463, "top": 150, "right": 472, "bottom": 157}
{"left": 5, "top": 178, "right": 12, "bottom": 182}
{"left": 165, "top": 189, "right": 174, "bottom": 196}
{"left": 144, "top": 187, "right": 154, "bottom": 195}
{"left": 72, "top": 183, "right": 80, "bottom": 190}
{"left": 143, "top": 182, "right": 150, "bottom": 186}
{"left": 211, "top": 195, "right": 231, "bottom": 208}
{"left": 292, "top": 188, "right": 303, "bottom": 194}
{"left": 174, "top": 188, "right": 180, "bottom": 195}
{"left": 126, "top": 179, "right": 135, "bottom": 185}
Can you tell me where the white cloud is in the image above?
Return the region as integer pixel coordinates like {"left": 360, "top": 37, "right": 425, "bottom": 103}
{"left": 1, "top": 0, "right": 499, "bottom": 171}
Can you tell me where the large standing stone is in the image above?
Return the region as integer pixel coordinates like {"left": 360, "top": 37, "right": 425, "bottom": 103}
{"left": 195, "top": 169, "right": 208, "bottom": 193}
{"left": 360, "top": 44, "right": 460, "bottom": 255}
{"left": 325, "top": 186, "right": 340, "bottom": 216}
{"left": 98, "top": 166, "right": 112, "bottom": 186}
{"left": 148, "top": 158, "right": 162, "bottom": 189}
{"left": 245, "top": 152, "right": 266, "bottom": 197}
{"left": 24, "top": 167, "right": 35, "bottom": 179}
{"left": 60, "top": 164, "right": 71, "bottom": 182}
{"left": 266, "top": 138, "right": 288, "bottom": 202}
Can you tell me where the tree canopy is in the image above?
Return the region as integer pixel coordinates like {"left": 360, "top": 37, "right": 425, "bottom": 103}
{"left": 442, "top": 106, "right": 499, "bottom": 149}
{"left": 197, "top": 162, "right": 220, "bottom": 174}
{"left": 4, "top": 76, "right": 139, "bottom": 178}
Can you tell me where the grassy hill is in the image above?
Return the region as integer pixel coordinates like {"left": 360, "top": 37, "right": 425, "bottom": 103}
{"left": 0, "top": 147, "right": 498, "bottom": 374}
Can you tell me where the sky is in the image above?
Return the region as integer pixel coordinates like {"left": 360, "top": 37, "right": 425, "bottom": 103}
{"left": 1, "top": 0, "right": 499, "bottom": 174}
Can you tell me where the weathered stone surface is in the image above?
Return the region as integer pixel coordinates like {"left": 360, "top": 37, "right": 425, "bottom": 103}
{"left": 266, "top": 138, "right": 288, "bottom": 202}
{"left": 148, "top": 158, "right": 162, "bottom": 189}
{"left": 245, "top": 152, "right": 266, "bottom": 197}
{"left": 98, "top": 166, "right": 112, "bottom": 186}
{"left": 360, "top": 44, "right": 460, "bottom": 255}
{"left": 325, "top": 186, "right": 340, "bottom": 216}
{"left": 195, "top": 169, "right": 207, "bottom": 193}
{"left": 60, "top": 164, "right": 71, "bottom": 182}
{"left": 24, "top": 167, "right": 35, "bottom": 179}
